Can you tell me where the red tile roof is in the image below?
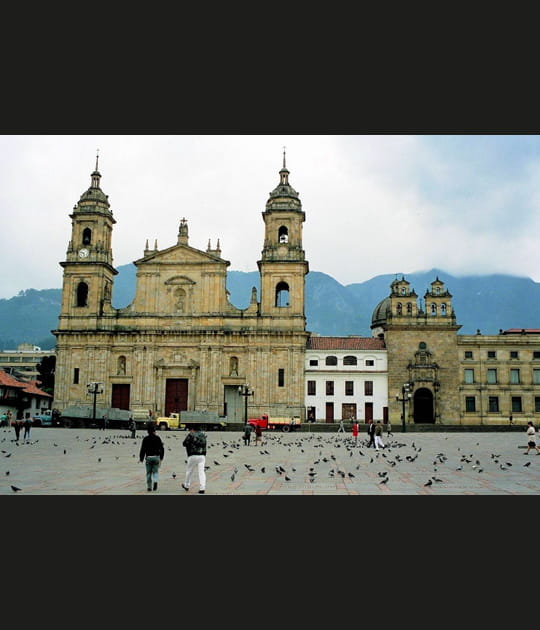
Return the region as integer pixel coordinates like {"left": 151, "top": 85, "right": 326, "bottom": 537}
{"left": 21, "top": 380, "right": 52, "bottom": 398}
{"left": 307, "top": 336, "right": 386, "bottom": 350}
{"left": 0, "top": 370, "right": 26, "bottom": 389}
{"left": 0, "top": 371, "right": 51, "bottom": 397}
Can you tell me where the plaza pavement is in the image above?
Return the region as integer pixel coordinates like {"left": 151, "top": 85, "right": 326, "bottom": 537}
{"left": 2, "top": 424, "right": 540, "bottom": 495}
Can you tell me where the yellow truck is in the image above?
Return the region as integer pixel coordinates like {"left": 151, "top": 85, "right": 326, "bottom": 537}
{"left": 155, "top": 413, "right": 181, "bottom": 431}
{"left": 155, "top": 410, "right": 228, "bottom": 431}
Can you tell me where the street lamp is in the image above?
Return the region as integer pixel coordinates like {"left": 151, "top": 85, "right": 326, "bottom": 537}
{"left": 238, "top": 383, "right": 254, "bottom": 425}
{"left": 396, "top": 382, "right": 413, "bottom": 433}
{"left": 87, "top": 382, "right": 103, "bottom": 426}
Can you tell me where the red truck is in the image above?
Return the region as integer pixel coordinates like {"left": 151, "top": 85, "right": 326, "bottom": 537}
{"left": 247, "top": 414, "right": 301, "bottom": 433}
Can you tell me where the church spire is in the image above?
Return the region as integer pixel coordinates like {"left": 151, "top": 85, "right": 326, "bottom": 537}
{"left": 91, "top": 149, "right": 101, "bottom": 189}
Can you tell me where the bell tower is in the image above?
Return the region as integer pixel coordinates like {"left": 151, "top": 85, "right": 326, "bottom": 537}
{"left": 58, "top": 153, "right": 118, "bottom": 325}
{"left": 257, "top": 149, "right": 309, "bottom": 328}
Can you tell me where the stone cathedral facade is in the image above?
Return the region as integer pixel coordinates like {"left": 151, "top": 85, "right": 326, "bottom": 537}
{"left": 52, "top": 155, "right": 309, "bottom": 423}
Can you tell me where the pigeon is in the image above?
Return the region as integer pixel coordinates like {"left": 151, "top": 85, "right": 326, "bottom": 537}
{"left": 11, "top": 485, "right": 21, "bottom": 492}
{"left": 379, "top": 477, "right": 388, "bottom": 484}
{"left": 213, "top": 460, "right": 220, "bottom": 465}
{"left": 424, "top": 479, "right": 433, "bottom": 486}
{"left": 524, "top": 461, "right": 531, "bottom": 467}
{"left": 172, "top": 472, "right": 176, "bottom": 478}
{"left": 285, "top": 475, "right": 291, "bottom": 481}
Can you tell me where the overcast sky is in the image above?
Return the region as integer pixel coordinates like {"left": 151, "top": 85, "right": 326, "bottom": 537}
{"left": 1, "top": 133, "right": 540, "bottom": 301}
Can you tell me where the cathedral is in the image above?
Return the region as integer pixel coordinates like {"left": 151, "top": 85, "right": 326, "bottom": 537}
{"left": 52, "top": 153, "right": 540, "bottom": 428}
{"left": 52, "top": 154, "right": 309, "bottom": 423}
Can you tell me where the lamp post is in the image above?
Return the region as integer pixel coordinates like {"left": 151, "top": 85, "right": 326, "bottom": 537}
{"left": 396, "top": 382, "right": 412, "bottom": 433}
{"left": 238, "top": 384, "right": 254, "bottom": 425}
{"left": 433, "top": 380, "right": 440, "bottom": 423}
{"left": 87, "top": 381, "right": 103, "bottom": 426}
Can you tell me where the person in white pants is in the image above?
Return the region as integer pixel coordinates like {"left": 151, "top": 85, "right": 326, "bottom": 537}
{"left": 374, "top": 420, "right": 385, "bottom": 451}
{"left": 181, "top": 425, "right": 207, "bottom": 494}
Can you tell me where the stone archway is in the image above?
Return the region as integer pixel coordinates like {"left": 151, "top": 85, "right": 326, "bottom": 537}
{"left": 413, "top": 387, "right": 435, "bottom": 423}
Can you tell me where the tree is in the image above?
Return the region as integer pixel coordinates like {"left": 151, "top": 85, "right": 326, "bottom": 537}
{"left": 36, "top": 355, "right": 56, "bottom": 395}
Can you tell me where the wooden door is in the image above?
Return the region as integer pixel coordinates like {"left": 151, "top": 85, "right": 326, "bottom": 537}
{"left": 325, "top": 402, "right": 334, "bottom": 423}
{"left": 365, "top": 402, "right": 373, "bottom": 422}
{"left": 111, "top": 384, "right": 130, "bottom": 410}
{"left": 165, "top": 379, "right": 188, "bottom": 416}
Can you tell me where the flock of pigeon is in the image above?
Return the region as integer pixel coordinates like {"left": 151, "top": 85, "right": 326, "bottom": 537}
{"left": 2, "top": 426, "right": 539, "bottom": 494}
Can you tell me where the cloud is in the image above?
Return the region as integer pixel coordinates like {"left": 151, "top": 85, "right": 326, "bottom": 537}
{"left": 1, "top": 134, "right": 540, "bottom": 302}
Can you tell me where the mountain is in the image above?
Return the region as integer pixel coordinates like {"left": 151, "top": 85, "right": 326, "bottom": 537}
{"left": 1, "top": 265, "right": 540, "bottom": 350}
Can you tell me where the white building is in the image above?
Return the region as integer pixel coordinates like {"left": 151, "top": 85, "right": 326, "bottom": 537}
{"left": 305, "top": 336, "right": 388, "bottom": 425}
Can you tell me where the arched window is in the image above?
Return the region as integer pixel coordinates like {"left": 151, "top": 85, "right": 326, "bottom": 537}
{"left": 118, "top": 355, "right": 126, "bottom": 375}
{"left": 430, "top": 303, "right": 437, "bottom": 316}
{"left": 275, "top": 281, "right": 290, "bottom": 307}
{"left": 82, "top": 228, "right": 92, "bottom": 245}
{"left": 396, "top": 302, "right": 402, "bottom": 315}
{"left": 229, "top": 356, "right": 238, "bottom": 376}
{"left": 325, "top": 356, "right": 338, "bottom": 366}
{"left": 441, "top": 303, "right": 447, "bottom": 315}
{"left": 407, "top": 302, "right": 413, "bottom": 314}
{"left": 278, "top": 226, "right": 288, "bottom": 243}
{"left": 343, "top": 355, "right": 357, "bottom": 365}
{"left": 76, "top": 282, "right": 88, "bottom": 307}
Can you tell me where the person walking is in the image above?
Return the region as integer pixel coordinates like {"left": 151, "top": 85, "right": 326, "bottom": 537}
{"left": 374, "top": 420, "right": 385, "bottom": 451}
{"left": 254, "top": 423, "right": 263, "bottom": 447}
{"left": 386, "top": 420, "right": 392, "bottom": 438}
{"left": 13, "top": 411, "right": 22, "bottom": 441}
{"left": 23, "top": 413, "right": 32, "bottom": 440}
{"left": 524, "top": 421, "right": 540, "bottom": 455}
{"left": 366, "top": 419, "right": 375, "bottom": 448}
{"left": 243, "top": 423, "right": 252, "bottom": 446}
{"left": 351, "top": 420, "right": 359, "bottom": 445}
{"left": 128, "top": 416, "right": 136, "bottom": 439}
{"left": 139, "top": 421, "right": 165, "bottom": 491}
{"left": 181, "top": 424, "right": 207, "bottom": 494}
{"left": 337, "top": 419, "right": 345, "bottom": 433}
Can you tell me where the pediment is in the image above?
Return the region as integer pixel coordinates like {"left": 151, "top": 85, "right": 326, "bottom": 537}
{"left": 135, "top": 243, "right": 227, "bottom": 266}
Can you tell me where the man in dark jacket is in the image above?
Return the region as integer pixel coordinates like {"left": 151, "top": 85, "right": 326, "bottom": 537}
{"left": 139, "top": 422, "right": 165, "bottom": 491}
{"left": 367, "top": 419, "right": 375, "bottom": 448}
{"left": 181, "top": 425, "right": 207, "bottom": 494}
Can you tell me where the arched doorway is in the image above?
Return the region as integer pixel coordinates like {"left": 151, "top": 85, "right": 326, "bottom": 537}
{"left": 413, "top": 387, "right": 435, "bottom": 423}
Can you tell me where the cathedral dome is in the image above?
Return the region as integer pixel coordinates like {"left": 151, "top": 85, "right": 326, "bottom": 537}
{"left": 371, "top": 296, "right": 391, "bottom": 329}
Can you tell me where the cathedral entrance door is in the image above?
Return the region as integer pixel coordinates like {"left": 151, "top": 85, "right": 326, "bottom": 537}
{"left": 413, "top": 387, "right": 434, "bottom": 423}
{"left": 165, "top": 379, "right": 188, "bottom": 416}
